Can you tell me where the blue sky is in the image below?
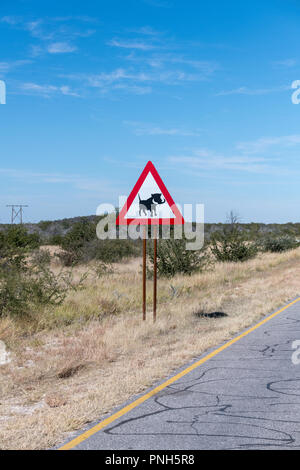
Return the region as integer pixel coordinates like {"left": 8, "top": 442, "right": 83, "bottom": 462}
{"left": 1, "top": 0, "right": 300, "bottom": 223}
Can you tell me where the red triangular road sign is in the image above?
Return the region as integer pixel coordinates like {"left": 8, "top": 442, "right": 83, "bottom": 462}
{"left": 116, "top": 161, "right": 184, "bottom": 225}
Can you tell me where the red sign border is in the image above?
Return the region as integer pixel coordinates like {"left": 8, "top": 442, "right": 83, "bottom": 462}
{"left": 116, "top": 161, "right": 184, "bottom": 226}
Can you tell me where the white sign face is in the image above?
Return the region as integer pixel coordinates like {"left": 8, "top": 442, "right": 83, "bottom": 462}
{"left": 124, "top": 172, "right": 176, "bottom": 219}
{"left": 116, "top": 161, "right": 184, "bottom": 225}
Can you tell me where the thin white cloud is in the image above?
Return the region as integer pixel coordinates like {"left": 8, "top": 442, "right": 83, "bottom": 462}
{"left": 1, "top": 15, "right": 93, "bottom": 53}
{"left": 104, "top": 29, "right": 219, "bottom": 94}
{"left": 168, "top": 151, "right": 273, "bottom": 174}
{"left": 0, "top": 168, "right": 112, "bottom": 192}
{"left": 47, "top": 25, "right": 217, "bottom": 97}
{"left": 59, "top": 85, "right": 80, "bottom": 96}
{"left": 1, "top": 17, "right": 219, "bottom": 97}
{"left": 237, "top": 134, "right": 300, "bottom": 154}
{"left": 216, "top": 85, "right": 290, "bottom": 96}
{"left": 20, "top": 19, "right": 56, "bottom": 41}
{"left": 166, "top": 135, "right": 300, "bottom": 177}
{"left": 29, "top": 45, "right": 43, "bottom": 57}
{"left": 64, "top": 69, "right": 129, "bottom": 86}
{"left": 167, "top": 56, "right": 218, "bottom": 72}
{"left": 0, "top": 63, "right": 10, "bottom": 73}
{"left": 21, "top": 82, "right": 80, "bottom": 97}
{"left": 127, "top": 26, "right": 162, "bottom": 36}
{"left": 25, "top": 19, "right": 47, "bottom": 38}
{"left": 108, "top": 39, "right": 156, "bottom": 50}
{"left": 126, "top": 51, "right": 218, "bottom": 75}
{"left": 50, "top": 16, "right": 98, "bottom": 23}
{"left": 124, "top": 120, "right": 202, "bottom": 136}
{"left": 113, "top": 84, "right": 152, "bottom": 95}
{"left": 0, "top": 60, "right": 32, "bottom": 75}
{"left": 63, "top": 64, "right": 206, "bottom": 96}
{"left": 47, "top": 41, "right": 77, "bottom": 53}
{"left": 273, "top": 58, "right": 297, "bottom": 67}
{"left": 71, "top": 29, "right": 96, "bottom": 38}
{"left": 1, "top": 16, "right": 21, "bottom": 25}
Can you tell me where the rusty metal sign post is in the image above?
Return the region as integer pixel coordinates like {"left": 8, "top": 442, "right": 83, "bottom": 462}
{"left": 153, "top": 225, "right": 157, "bottom": 322}
{"left": 142, "top": 225, "right": 157, "bottom": 322}
{"left": 116, "top": 161, "right": 184, "bottom": 322}
{"left": 143, "top": 225, "right": 147, "bottom": 321}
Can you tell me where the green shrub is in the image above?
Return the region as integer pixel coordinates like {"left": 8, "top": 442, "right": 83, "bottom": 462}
{"left": 48, "top": 234, "right": 63, "bottom": 245}
{"left": 61, "top": 220, "right": 96, "bottom": 252}
{"left": 81, "top": 239, "right": 140, "bottom": 263}
{"left": 210, "top": 213, "right": 257, "bottom": 262}
{"left": 61, "top": 219, "right": 72, "bottom": 230}
{"left": 260, "top": 236, "right": 299, "bottom": 253}
{"left": 211, "top": 236, "right": 257, "bottom": 262}
{"left": 58, "top": 230, "right": 140, "bottom": 266}
{"left": 57, "top": 220, "right": 97, "bottom": 265}
{"left": 148, "top": 238, "right": 210, "bottom": 278}
{"left": 38, "top": 220, "right": 52, "bottom": 231}
{"left": 0, "top": 256, "right": 33, "bottom": 317}
{"left": 0, "top": 245, "right": 86, "bottom": 318}
{"left": 0, "top": 225, "right": 40, "bottom": 253}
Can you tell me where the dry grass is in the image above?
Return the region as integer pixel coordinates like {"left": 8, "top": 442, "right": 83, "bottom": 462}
{"left": 1, "top": 248, "right": 300, "bottom": 449}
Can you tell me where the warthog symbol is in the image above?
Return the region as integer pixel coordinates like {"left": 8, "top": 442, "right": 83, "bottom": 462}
{"left": 138, "top": 193, "right": 166, "bottom": 216}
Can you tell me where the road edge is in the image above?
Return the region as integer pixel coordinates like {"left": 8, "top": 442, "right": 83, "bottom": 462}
{"left": 59, "top": 296, "right": 300, "bottom": 450}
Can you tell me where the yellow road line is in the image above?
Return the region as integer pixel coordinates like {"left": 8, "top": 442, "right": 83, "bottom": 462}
{"left": 59, "top": 296, "right": 300, "bottom": 450}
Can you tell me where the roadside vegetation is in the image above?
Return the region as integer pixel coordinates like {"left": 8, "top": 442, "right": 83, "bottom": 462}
{"left": 1, "top": 213, "right": 300, "bottom": 449}
{"left": 210, "top": 211, "right": 258, "bottom": 262}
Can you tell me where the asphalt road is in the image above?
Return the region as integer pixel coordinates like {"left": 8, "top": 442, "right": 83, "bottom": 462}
{"left": 60, "top": 298, "right": 300, "bottom": 450}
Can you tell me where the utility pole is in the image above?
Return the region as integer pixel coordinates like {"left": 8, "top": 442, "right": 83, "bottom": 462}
{"left": 6, "top": 205, "right": 28, "bottom": 224}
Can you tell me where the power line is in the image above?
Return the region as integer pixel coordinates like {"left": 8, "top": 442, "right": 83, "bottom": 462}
{"left": 6, "top": 205, "right": 28, "bottom": 224}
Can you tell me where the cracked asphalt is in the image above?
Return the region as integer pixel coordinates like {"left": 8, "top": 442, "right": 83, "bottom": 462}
{"left": 61, "top": 299, "right": 300, "bottom": 450}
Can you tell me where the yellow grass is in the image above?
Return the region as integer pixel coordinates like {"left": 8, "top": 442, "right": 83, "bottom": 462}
{"left": 1, "top": 247, "right": 300, "bottom": 449}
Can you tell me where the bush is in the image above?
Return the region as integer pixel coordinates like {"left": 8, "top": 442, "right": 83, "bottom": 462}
{"left": 61, "top": 220, "right": 96, "bottom": 252}
{"left": 0, "top": 256, "right": 33, "bottom": 317}
{"left": 59, "top": 235, "right": 140, "bottom": 266}
{"left": 48, "top": 234, "right": 63, "bottom": 245}
{"left": 38, "top": 220, "right": 52, "bottom": 231}
{"left": 148, "top": 238, "right": 210, "bottom": 278}
{"left": 92, "top": 261, "right": 114, "bottom": 278}
{"left": 55, "top": 250, "right": 80, "bottom": 267}
{"left": 210, "top": 212, "right": 257, "bottom": 262}
{"left": 0, "top": 225, "right": 40, "bottom": 253}
{"left": 0, "top": 237, "right": 85, "bottom": 317}
{"left": 31, "top": 248, "right": 51, "bottom": 266}
{"left": 58, "top": 220, "right": 97, "bottom": 265}
{"left": 61, "top": 219, "right": 72, "bottom": 230}
{"left": 0, "top": 258, "right": 86, "bottom": 317}
{"left": 0, "top": 255, "right": 62, "bottom": 317}
{"left": 81, "top": 239, "right": 140, "bottom": 263}
{"left": 260, "top": 236, "right": 299, "bottom": 253}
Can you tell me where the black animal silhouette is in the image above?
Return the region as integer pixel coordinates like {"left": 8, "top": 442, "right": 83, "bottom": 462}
{"left": 138, "top": 193, "right": 166, "bottom": 216}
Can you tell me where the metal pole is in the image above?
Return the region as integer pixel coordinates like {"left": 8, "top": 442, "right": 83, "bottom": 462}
{"left": 143, "top": 225, "right": 147, "bottom": 320}
{"left": 6, "top": 205, "right": 28, "bottom": 224}
{"left": 153, "top": 225, "right": 157, "bottom": 322}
